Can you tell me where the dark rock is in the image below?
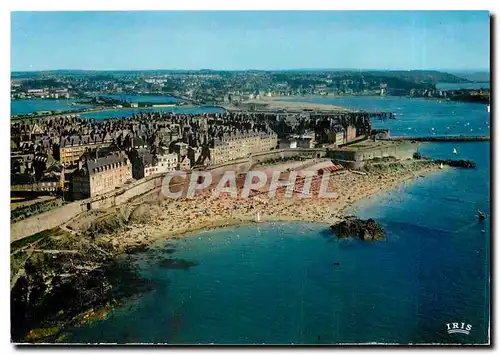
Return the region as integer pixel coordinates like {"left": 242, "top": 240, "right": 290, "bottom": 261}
{"left": 10, "top": 256, "right": 154, "bottom": 343}
{"left": 158, "top": 258, "right": 198, "bottom": 270}
{"left": 330, "top": 216, "right": 385, "bottom": 241}
{"left": 434, "top": 159, "right": 476, "bottom": 168}
{"left": 124, "top": 244, "right": 148, "bottom": 254}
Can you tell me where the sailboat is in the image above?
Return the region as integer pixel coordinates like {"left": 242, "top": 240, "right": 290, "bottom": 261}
{"left": 439, "top": 163, "right": 444, "bottom": 169}
{"left": 488, "top": 105, "right": 490, "bottom": 113}
{"left": 453, "top": 148, "right": 458, "bottom": 155}
{"left": 256, "top": 212, "right": 261, "bottom": 223}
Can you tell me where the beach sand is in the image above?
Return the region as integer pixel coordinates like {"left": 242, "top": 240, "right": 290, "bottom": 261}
{"left": 225, "top": 95, "right": 351, "bottom": 112}
{"left": 94, "top": 160, "right": 443, "bottom": 251}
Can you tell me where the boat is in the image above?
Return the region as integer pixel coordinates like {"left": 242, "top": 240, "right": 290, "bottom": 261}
{"left": 439, "top": 163, "right": 444, "bottom": 169}
{"left": 488, "top": 105, "right": 490, "bottom": 113}
{"left": 256, "top": 212, "right": 261, "bottom": 223}
{"left": 478, "top": 210, "right": 487, "bottom": 221}
{"left": 453, "top": 148, "right": 458, "bottom": 154}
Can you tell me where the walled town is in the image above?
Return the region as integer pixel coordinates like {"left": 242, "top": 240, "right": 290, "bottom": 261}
{"left": 10, "top": 109, "right": 381, "bottom": 203}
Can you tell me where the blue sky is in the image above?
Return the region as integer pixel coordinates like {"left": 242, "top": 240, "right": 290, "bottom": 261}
{"left": 11, "top": 11, "right": 490, "bottom": 71}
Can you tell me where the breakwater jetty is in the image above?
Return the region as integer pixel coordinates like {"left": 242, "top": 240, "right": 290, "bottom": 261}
{"left": 386, "top": 135, "right": 490, "bottom": 142}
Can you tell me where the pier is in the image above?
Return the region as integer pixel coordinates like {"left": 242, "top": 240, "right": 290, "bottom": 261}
{"left": 385, "top": 135, "right": 490, "bottom": 142}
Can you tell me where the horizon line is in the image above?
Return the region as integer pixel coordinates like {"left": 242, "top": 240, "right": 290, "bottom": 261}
{"left": 11, "top": 68, "right": 491, "bottom": 74}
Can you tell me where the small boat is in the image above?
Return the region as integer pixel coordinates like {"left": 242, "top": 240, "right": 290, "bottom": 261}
{"left": 478, "top": 210, "right": 487, "bottom": 221}
{"left": 488, "top": 105, "right": 490, "bottom": 113}
{"left": 453, "top": 148, "right": 458, "bottom": 154}
{"left": 439, "top": 163, "right": 444, "bottom": 169}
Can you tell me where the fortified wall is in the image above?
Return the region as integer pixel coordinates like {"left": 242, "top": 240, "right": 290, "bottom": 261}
{"left": 11, "top": 148, "right": 331, "bottom": 242}
{"left": 206, "top": 148, "right": 328, "bottom": 174}
{"left": 328, "top": 141, "right": 418, "bottom": 169}
{"left": 10, "top": 174, "right": 168, "bottom": 242}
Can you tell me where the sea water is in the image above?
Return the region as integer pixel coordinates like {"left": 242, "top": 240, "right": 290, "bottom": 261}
{"left": 11, "top": 99, "right": 93, "bottom": 115}
{"left": 280, "top": 95, "right": 490, "bottom": 137}
{"left": 65, "top": 97, "right": 490, "bottom": 344}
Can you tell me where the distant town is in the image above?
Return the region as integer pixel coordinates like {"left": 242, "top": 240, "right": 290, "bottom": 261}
{"left": 11, "top": 69, "right": 490, "bottom": 108}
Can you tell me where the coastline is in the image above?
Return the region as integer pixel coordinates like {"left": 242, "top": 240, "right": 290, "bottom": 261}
{"left": 97, "top": 160, "right": 444, "bottom": 252}
{"left": 225, "top": 96, "right": 352, "bottom": 112}
{"left": 13, "top": 159, "right": 445, "bottom": 342}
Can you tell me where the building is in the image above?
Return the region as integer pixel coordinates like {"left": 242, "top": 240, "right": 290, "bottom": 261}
{"left": 156, "top": 152, "right": 178, "bottom": 174}
{"left": 129, "top": 148, "right": 154, "bottom": 179}
{"left": 59, "top": 134, "right": 113, "bottom": 167}
{"left": 178, "top": 155, "right": 191, "bottom": 170}
{"left": 187, "top": 146, "right": 202, "bottom": 166}
{"left": 346, "top": 125, "right": 357, "bottom": 142}
{"left": 290, "top": 134, "right": 316, "bottom": 149}
{"left": 173, "top": 142, "right": 189, "bottom": 157}
{"left": 10, "top": 176, "right": 59, "bottom": 193}
{"left": 209, "top": 130, "right": 278, "bottom": 165}
{"left": 326, "top": 125, "right": 346, "bottom": 146}
{"left": 129, "top": 147, "right": 178, "bottom": 179}
{"left": 371, "top": 129, "right": 391, "bottom": 140}
{"left": 279, "top": 139, "right": 298, "bottom": 149}
{"left": 72, "top": 152, "right": 132, "bottom": 199}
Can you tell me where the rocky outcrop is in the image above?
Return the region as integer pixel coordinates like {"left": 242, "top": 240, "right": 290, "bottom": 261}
{"left": 434, "top": 159, "right": 476, "bottom": 168}
{"left": 10, "top": 249, "right": 154, "bottom": 342}
{"left": 158, "top": 258, "right": 198, "bottom": 269}
{"left": 329, "top": 216, "right": 385, "bottom": 241}
{"left": 128, "top": 203, "right": 160, "bottom": 224}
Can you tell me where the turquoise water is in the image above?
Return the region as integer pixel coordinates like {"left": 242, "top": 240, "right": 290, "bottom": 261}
{"left": 65, "top": 97, "right": 490, "bottom": 344}
{"left": 93, "top": 94, "right": 183, "bottom": 104}
{"left": 81, "top": 106, "right": 225, "bottom": 120}
{"left": 11, "top": 99, "right": 92, "bottom": 115}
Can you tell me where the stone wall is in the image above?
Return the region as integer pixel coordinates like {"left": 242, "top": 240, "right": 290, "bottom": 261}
{"left": 10, "top": 148, "right": 328, "bottom": 242}
{"left": 10, "top": 174, "right": 168, "bottom": 242}
{"left": 328, "top": 142, "right": 417, "bottom": 169}
{"left": 205, "top": 148, "right": 327, "bottom": 174}
{"left": 10, "top": 201, "right": 86, "bottom": 242}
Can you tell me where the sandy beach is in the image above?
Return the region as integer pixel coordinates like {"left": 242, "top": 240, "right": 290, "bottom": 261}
{"left": 224, "top": 95, "right": 352, "bottom": 112}
{"left": 89, "top": 160, "right": 443, "bottom": 252}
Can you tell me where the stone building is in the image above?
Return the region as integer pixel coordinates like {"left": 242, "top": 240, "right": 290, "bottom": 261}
{"left": 290, "top": 133, "right": 316, "bottom": 149}
{"left": 178, "top": 155, "right": 191, "bottom": 170}
{"left": 155, "top": 150, "right": 178, "bottom": 174}
{"left": 187, "top": 146, "right": 203, "bottom": 166}
{"left": 60, "top": 133, "right": 113, "bottom": 167}
{"left": 129, "top": 147, "right": 178, "bottom": 179}
{"left": 346, "top": 125, "right": 357, "bottom": 142}
{"left": 209, "top": 130, "right": 278, "bottom": 165}
{"left": 173, "top": 142, "right": 189, "bottom": 157}
{"left": 72, "top": 152, "right": 132, "bottom": 199}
